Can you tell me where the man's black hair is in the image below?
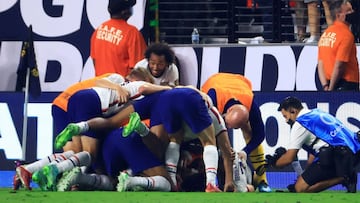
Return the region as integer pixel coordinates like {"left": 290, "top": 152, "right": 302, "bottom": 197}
{"left": 144, "top": 43, "right": 175, "bottom": 64}
{"left": 108, "top": 0, "right": 136, "bottom": 15}
{"left": 277, "top": 96, "right": 303, "bottom": 111}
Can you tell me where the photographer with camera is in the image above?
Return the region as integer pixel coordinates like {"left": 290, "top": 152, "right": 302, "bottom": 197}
{"left": 266, "top": 96, "right": 360, "bottom": 193}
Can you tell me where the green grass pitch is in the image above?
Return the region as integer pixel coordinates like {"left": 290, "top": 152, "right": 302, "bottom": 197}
{"left": 1, "top": 188, "right": 360, "bottom": 203}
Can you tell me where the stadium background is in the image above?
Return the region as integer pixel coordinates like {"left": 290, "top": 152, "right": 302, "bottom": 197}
{"left": 0, "top": 0, "right": 359, "bottom": 190}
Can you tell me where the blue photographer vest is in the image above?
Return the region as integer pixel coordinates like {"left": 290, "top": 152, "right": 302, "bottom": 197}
{"left": 296, "top": 109, "right": 360, "bottom": 154}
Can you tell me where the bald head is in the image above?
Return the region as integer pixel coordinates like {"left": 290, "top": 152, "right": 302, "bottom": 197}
{"left": 224, "top": 104, "right": 249, "bottom": 129}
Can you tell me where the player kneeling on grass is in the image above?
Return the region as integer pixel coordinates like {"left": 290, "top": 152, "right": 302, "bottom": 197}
{"left": 266, "top": 96, "right": 360, "bottom": 193}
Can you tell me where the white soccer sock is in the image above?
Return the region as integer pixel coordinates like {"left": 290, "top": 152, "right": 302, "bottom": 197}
{"left": 203, "top": 145, "right": 219, "bottom": 185}
{"left": 77, "top": 173, "right": 114, "bottom": 191}
{"left": 55, "top": 151, "right": 91, "bottom": 173}
{"left": 165, "top": 142, "right": 180, "bottom": 186}
{"left": 24, "top": 150, "right": 74, "bottom": 173}
{"left": 77, "top": 121, "right": 89, "bottom": 134}
{"left": 136, "top": 122, "right": 150, "bottom": 137}
{"left": 128, "top": 176, "right": 171, "bottom": 191}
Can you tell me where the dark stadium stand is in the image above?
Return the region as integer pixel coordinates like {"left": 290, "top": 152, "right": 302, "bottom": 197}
{"left": 150, "top": 0, "right": 359, "bottom": 44}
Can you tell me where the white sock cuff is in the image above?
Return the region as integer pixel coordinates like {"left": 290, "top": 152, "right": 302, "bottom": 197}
{"left": 138, "top": 122, "right": 150, "bottom": 137}
{"left": 152, "top": 176, "right": 171, "bottom": 191}
{"left": 62, "top": 150, "right": 75, "bottom": 158}
{"left": 167, "top": 142, "right": 180, "bottom": 150}
{"left": 165, "top": 142, "right": 181, "bottom": 186}
{"left": 203, "top": 145, "right": 217, "bottom": 153}
{"left": 165, "top": 142, "right": 180, "bottom": 166}
{"left": 78, "top": 121, "right": 89, "bottom": 133}
{"left": 203, "top": 145, "right": 219, "bottom": 169}
{"left": 74, "top": 151, "right": 92, "bottom": 167}
{"left": 165, "top": 142, "right": 180, "bottom": 163}
{"left": 203, "top": 144, "right": 219, "bottom": 185}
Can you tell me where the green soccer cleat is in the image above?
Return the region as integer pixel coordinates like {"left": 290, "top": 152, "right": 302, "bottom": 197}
{"left": 54, "top": 123, "right": 80, "bottom": 149}
{"left": 32, "top": 170, "right": 48, "bottom": 191}
{"left": 117, "top": 171, "right": 144, "bottom": 192}
{"left": 42, "top": 164, "right": 60, "bottom": 191}
{"left": 117, "top": 172, "right": 130, "bottom": 192}
{"left": 122, "top": 112, "right": 141, "bottom": 137}
{"left": 57, "top": 167, "right": 81, "bottom": 192}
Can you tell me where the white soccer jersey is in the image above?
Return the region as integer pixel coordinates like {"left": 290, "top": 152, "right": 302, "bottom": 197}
{"left": 92, "top": 76, "right": 146, "bottom": 117}
{"left": 134, "top": 58, "right": 179, "bottom": 86}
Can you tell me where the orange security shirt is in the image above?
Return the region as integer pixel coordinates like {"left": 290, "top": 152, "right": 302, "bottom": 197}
{"left": 91, "top": 19, "right": 147, "bottom": 77}
{"left": 318, "top": 21, "right": 359, "bottom": 83}
{"left": 52, "top": 74, "right": 111, "bottom": 111}
{"left": 201, "top": 73, "right": 253, "bottom": 113}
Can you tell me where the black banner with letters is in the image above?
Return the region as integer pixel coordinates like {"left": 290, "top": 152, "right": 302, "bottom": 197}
{"left": 0, "top": 91, "right": 359, "bottom": 170}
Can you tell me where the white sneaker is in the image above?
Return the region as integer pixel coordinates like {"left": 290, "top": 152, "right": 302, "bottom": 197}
{"left": 305, "top": 36, "right": 319, "bottom": 44}
{"left": 57, "top": 167, "right": 81, "bottom": 191}
{"left": 117, "top": 172, "right": 130, "bottom": 192}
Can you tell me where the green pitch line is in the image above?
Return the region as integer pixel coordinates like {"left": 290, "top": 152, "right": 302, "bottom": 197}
{"left": 0, "top": 188, "right": 358, "bottom": 203}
